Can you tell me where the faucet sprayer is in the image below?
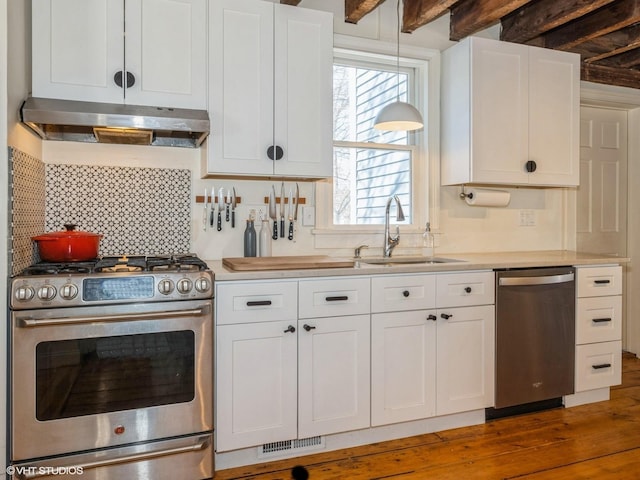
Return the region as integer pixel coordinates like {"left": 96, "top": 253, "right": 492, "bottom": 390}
{"left": 384, "top": 195, "right": 405, "bottom": 258}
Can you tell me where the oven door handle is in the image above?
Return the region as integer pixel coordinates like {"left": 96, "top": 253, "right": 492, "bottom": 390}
{"left": 14, "top": 435, "right": 210, "bottom": 480}
{"left": 16, "top": 304, "right": 211, "bottom": 328}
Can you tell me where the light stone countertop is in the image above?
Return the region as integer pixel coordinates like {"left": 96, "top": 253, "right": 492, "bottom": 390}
{"left": 207, "top": 250, "right": 629, "bottom": 282}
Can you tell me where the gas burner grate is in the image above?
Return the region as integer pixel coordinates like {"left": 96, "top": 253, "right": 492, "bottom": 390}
{"left": 21, "top": 261, "right": 97, "bottom": 275}
{"left": 94, "top": 256, "right": 147, "bottom": 273}
{"left": 147, "top": 254, "right": 208, "bottom": 272}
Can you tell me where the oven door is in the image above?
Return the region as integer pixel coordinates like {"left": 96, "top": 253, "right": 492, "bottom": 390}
{"left": 11, "top": 299, "right": 213, "bottom": 461}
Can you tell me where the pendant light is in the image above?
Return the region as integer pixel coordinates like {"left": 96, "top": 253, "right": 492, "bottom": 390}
{"left": 373, "top": 0, "right": 424, "bottom": 131}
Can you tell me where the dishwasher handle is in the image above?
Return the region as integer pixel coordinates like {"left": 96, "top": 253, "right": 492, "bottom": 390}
{"left": 499, "top": 272, "right": 574, "bottom": 287}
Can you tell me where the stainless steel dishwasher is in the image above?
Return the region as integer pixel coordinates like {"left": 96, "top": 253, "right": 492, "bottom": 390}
{"left": 488, "top": 267, "right": 575, "bottom": 419}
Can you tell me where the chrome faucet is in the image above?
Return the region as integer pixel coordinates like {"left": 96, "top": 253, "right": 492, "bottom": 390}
{"left": 383, "top": 195, "right": 405, "bottom": 258}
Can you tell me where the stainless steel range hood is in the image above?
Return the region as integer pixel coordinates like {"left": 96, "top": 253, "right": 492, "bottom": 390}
{"left": 20, "top": 97, "right": 210, "bottom": 148}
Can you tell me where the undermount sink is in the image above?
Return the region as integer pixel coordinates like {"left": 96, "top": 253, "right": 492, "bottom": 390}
{"left": 357, "top": 256, "right": 464, "bottom": 265}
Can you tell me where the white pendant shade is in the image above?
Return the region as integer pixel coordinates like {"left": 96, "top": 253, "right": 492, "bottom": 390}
{"left": 373, "top": 101, "right": 424, "bottom": 131}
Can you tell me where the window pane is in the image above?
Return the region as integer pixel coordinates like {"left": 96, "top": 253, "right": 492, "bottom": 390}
{"left": 334, "top": 147, "right": 411, "bottom": 225}
{"left": 333, "top": 64, "right": 410, "bottom": 145}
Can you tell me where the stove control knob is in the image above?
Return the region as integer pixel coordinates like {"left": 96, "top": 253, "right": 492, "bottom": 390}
{"left": 60, "top": 283, "right": 79, "bottom": 300}
{"left": 195, "top": 277, "right": 211, "bottom": 293}
{"left": 37, "top": 285, "right": 57, "bottom": 301}
{"left": 177, "top": 278, "right": 193, "bottom": 294}
{"left": 158, "top": 279, "right": 175, "bottom": 295}
{"left": 14, "top": 285, "right": 35, "bottom": 302}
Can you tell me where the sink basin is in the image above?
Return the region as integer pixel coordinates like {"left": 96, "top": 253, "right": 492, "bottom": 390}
{"left": 358, "top": 256, "right": 464, "bottom": 265}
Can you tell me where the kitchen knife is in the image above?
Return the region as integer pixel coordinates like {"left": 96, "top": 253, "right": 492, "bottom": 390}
{"left": 279, "top": 182, "right": 285, "bottom": 238}
{"left": 203, "top": 188, "right": 208, "bottom": 231}
{"left": 270, "top": 185, "right": 278, "bottom": 240}
{"left": 217, "top": 187, "right": 224, "bottom": 231}
{"left": 288, "top": 188, "right": 294, "bottom": 240}
{"left": 294, "top": 183, "right": 299, "bottom": 222}
{"left": 231, "top": 187, "right": 237, "bottom": 228}
{"left": 209, "top": 188, "right": 215, "bottom": 227}
{"left": 225, "top": 189, "right": 230, "bottom": 222}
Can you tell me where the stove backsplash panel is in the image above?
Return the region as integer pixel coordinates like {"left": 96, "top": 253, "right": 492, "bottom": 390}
{"left": 10, "top": 147, "right": 46, "bottom": 275}
{"left": 45, "top": 164, "right": 191, "bottom": 256}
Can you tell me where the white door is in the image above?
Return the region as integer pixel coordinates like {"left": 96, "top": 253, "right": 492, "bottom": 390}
{"left": 126, "top": 0, "right": 207, "bottom": 109}
{"left": 32, "top": 0, "right": 124, "bottom": 103}
{"left": 371, "top": 311, "right": 436, "bottom": 426}
{"left": 577, "top": 107, "right": 628, "bottom": 256}
{"left": 436, "top": 305, "right": 495, "bottom": 416}
{"left": 216, "top": 322, "right": 297, "bottom": 452}
{"left": 297, "top": 315, "right": 370, "bottom": 438}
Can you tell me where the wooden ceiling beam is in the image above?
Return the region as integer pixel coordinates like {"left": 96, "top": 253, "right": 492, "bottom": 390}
{"left": 598, "top": 47, "right": 640, "bottom": 68}
{"left": 401, "top": 0, "right": 458, "bottom": 33}
{"left": 345, "top": 0, "right": 387, "bottom": 24}
{"left": 581, "top": 62, "right": 640, "bottom": 90}
{"left": 569, "top": 24, "right": 640, "bottom": 61}
{"left": 501, "top": 0, "right": 616, "bottom": 44}
{"left": 449, "top": 0, "right": 533, "bottom": 41}
{"left": 280, "top": 0, "right": 302, "bottom": 5}
{"left": 543, "top": 0, "right": 640, "bottom": 50}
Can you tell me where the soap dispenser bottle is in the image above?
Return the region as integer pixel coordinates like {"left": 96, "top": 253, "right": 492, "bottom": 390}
{"left": 422, "top": 222, "right": 435, "bottom": 258}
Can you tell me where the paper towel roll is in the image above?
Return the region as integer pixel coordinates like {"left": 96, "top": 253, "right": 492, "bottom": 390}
{"left": 464, "top": 188, "right": 510, "bottom": 207}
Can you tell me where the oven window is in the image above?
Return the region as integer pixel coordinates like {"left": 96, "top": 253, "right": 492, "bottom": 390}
{"left": 35, "top": 331, "right": 195, "bottom": 421}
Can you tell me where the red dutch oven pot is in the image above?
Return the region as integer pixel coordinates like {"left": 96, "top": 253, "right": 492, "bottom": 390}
{"left": 32, "top": 224, "right": 103, "bottom": 262}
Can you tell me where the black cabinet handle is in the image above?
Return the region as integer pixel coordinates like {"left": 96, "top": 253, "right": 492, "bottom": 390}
{"left": 325, "top": 295, "right": 348, "bottom": 302}
{"left": 464, "top": 286, "right": 472, "bottom": 293}
{"left": 427, "top": 314, "right": 437, "bottom": 321}
{"left": 267, "top": 145, "right": 284, "bottom": 161}
{"left": 594, "top": 279, "right": 611, "bottom": 285}
{"left": 284, "top": 325, "right": 296, "bottom": 333}
{"left": 592, "top": 317, "right": 612, "bottom": 323}
{"left": 402, "top": 290, "right": 410, "bottom": 298}
{"left": 525, "top": 160, "right": 537, "bottom": 173}
{"left": 440, "top": 313, "right": 452, "bottom": 320}
{"left": 114, "top": 71, "right": 135, "bottom": 88}
{"left": 246, "top": 300, "right": 272, "bottom": 307}
{"left": 303, "top": 324, "right": 316, "bottom": 332}
{"left": 592, "top": 363, "right": 612, "bottom": 370}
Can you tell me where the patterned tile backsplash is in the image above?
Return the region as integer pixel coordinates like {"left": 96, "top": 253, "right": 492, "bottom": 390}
{"left": 9, "top": 147, "right": 192, "bottom": 274}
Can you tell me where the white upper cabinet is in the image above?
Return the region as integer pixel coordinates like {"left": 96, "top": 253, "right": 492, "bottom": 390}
{"left": 207, "top": 0, "right": 333, "bottom": 178}
{"left": 32, "top": 0, "right": 207, "bottom": 109}
{"left": 441, "top": 36, "right": 580, "bottom": 187}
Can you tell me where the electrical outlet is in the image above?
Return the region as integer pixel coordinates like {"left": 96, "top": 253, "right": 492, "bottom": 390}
{"left": 519, "top": 210, "right": 536, "bottom": 227}
{"left": 302, "top": 206, "right": 315, "bottom": 226}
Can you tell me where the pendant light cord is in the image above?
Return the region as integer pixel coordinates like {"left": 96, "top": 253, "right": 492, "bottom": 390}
{"left": 396, "top": 0, "right": 401, "bottom": 102}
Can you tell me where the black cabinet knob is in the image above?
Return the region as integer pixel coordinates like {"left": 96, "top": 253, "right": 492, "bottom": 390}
{"left": 402, "top": 290, "right": 410, "bottom": 297}
{"left": 114, "top": 71, "right": 135, "bottom": 88}
{"left": 427, "top": 314, "right": 437, "bottom": 321}
{"left": 440, "top": 313, "right": 452, "bottom": 320}
{"left": 525, "top": 160, "right": 537, "bottom": 173}
{"left": 283, "top": 325, "right": 296, "bottom": 333}
{"left": 303, "top": 324, "right": 316, "bottom": 332}
{"left": 464, "top": 286, "right": 472, "bottom": 293}
{"left": 267, "top": 145, "right": 284, "bottom": 161}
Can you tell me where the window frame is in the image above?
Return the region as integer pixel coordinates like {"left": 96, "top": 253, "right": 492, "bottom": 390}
{"left": 315, "top": 36, "right": 441, "bottom": 244}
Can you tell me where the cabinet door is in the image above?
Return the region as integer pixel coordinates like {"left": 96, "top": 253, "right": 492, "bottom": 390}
{"left": 32, "top": 0, "right": 124, "bottom": 103}
{"left": 436, "top": 305, "right": 495, "bottom": 415}
{"left": 528, "top": 46, "right": 580, "bottom": 186}
{"left": 216, "top": 322, "right": 297, "bottom": 452}
{"left": 126, "top": 0, "right": 207, "bottom": 109}
{"left": 273, "top": 4, "right": 333, "bottom": 178}
{"left": 470, "top": 38, "right": 529, "bottom": 185}
{"left": 298, "top": 315, "right": 370, "bottom": 437}
{"left": 371, "top": 311, "right": 436, "bottom": 426}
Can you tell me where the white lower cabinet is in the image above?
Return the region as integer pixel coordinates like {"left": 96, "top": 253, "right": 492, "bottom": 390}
{"left": 371, "top": 310, "right": 437, "bottom": 426}
{"left": 298, "top": 314, "right": 371, "bottom": 437}
{"left": 216, "top": 321, "right": 298, "bottom": 452}
{"left": 436, "top": 305, "right": 495, "bottom": 416}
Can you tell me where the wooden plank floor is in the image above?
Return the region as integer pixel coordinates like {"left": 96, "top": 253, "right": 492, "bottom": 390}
{"left": 216, "top": 352, "right": 640, "bottom": 480}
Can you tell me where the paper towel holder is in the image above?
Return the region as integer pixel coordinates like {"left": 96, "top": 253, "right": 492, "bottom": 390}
{"left": 459, "top": 186, "right": 474, "bottom": 200}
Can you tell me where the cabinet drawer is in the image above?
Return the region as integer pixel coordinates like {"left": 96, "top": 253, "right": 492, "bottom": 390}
{"left": 576, "top": 265, "right": 622, "bottom": 297}
{"left": 371, "top": 274, "right": 436, "bottom": 313}
{"left": 299, "top": 277, "right": 370, "bottom": 319}
{"left": 575, "top": 340, "right": 622, "bottom": 392}
{"left": 216, "top": 281, "right": 298, "bottom": 325}
{"left": 576, "top": 296, "right": 622, "bottom": 345}
{"left": 436, "top": 271, "right": 495, "bottom": 308}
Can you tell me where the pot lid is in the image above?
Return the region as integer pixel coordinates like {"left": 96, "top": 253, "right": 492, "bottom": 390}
{"left": 32, "top": 224, "right": 103, "bottom": 240}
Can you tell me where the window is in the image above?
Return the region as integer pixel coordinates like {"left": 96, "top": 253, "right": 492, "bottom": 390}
{"left": 329, "top": 50, "right": 425, "bottom": 227}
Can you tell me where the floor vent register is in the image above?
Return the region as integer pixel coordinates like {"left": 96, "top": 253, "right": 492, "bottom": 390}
{"left": 259, "top": 436, "right": 324, "bottom": 458}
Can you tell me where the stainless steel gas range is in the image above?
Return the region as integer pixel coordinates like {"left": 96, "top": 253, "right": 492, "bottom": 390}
{"left": 8, "top": 254, "right": 214, "bottom": 480}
